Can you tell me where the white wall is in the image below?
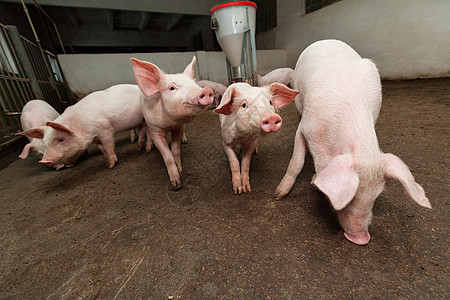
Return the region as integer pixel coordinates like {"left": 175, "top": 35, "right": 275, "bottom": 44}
{"left": 277, "top": 0, "right": 450, "bottom": 79}
{"left": 58, "top": 50, "right": 288, "bottom": 96}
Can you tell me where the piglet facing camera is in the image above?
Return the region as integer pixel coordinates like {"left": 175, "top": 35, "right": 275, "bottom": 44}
{"left": 275, "top": 39, "right": 431, "bottom": 245}
{"left": 131, "top": 57, "right": 214, "bottom": 189}
{"left": 215, "top": 82, "right": 299, "bottom": 194}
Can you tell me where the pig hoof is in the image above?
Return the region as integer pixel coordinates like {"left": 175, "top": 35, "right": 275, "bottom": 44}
{"left": 233, "top": 186, "right": 242, "bottom": 195}
{"left": 145, "top": 146, "right": 153, "bottom": 153}
{"left": 232, "top": 179, "right": 242, "bottom": 194}
{"left": 171, "top": 178, "right": 182, "bottom": 190}
{"left": 172, "top": 183, "right": 182, "bottom": 190}
{"left": 274, "top": 188, "right": 288, "bottom": 200}
{"left": 241, "top": 176, "right": 251, "bottom": 192}
{"left": 344, "top": 231, "right": 371, "bottom": 245}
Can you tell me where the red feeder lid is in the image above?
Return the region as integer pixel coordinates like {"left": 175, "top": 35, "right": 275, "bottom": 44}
{"left": 210, "top": 1, "right": 257, "bottom": 15}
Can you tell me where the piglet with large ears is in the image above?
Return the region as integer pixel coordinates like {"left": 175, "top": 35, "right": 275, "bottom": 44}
{"left": 131, "top": 56, "right": 214, "bottom": 189}
{"left": 214, "top": 82, "right": 299, "bottom": 194}
{"left": 275, "top": 39, "right": 431, "bottom": 245}
{"left": 25, "top": 84, "right": 144, "bottom": 170}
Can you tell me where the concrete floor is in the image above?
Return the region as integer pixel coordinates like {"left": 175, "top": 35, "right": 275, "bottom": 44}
{"left": 0, "top": 79, "right": 448, "bottom": 298}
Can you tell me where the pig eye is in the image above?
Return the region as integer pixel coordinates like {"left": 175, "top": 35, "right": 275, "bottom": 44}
{"left": 168, "top": 84, "right": 177, "bottom": 91}
{"left": 57, "top": 138, "right": 64, "bottom": 142}
{"left": 269, "top": 100, "right": 273, "bottom": 105}
{"left": 241, "top": 101, "right": 248, "bottom": 108}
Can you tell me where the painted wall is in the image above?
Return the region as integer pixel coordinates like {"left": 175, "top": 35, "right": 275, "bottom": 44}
{"left": 58, "top": 50, "right": 287, "bottom": 96}
{"left": 276, "top": 0, "right": 450, "bottom": 79}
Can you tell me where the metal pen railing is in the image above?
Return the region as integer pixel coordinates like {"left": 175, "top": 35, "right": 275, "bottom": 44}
{"left": 0, "top": 23, "right": 72, "bottom": 144}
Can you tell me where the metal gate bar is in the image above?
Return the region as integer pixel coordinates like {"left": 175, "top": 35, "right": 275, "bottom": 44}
{"left": 0, "top": 23, "right": 72, "bottom": 144}
{"left": 0, "top": 24, "right": 34, "bottom": 139}
{"left": 22, "top": 36, "right": 68, "bottom": 112}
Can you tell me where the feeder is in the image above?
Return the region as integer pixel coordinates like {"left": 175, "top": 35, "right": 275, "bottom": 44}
{"left": 211, "top": 1, "right": 258, "bottom": 86}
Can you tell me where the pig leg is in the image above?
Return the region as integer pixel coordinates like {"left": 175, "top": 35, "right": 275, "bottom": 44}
{"left": 96, "top": 143, "right": 107, "bottom": 157}
{"left": 294, "top": 95, "right": 303, "bottom": 120}
{"left": 253, "top": 140, "right": 259, "bottom": 154}
{"left": 97, "top": 133, "right": 118, "bottom": 168}
{"left": 145, "top": 127, "right": 153, "bottom": 153}
{"left": 170, "top": 127, "right": 184, "bottom": 175}
{"left": 181, "top": 125, "right": 188, "bottom": 144}
{"left": 275, "top": 126, "right": 307, "bottom": 199}
{"left": 224, "top": 143, "right": 242, "bottom": 194}
{"left": 18, "top": 143, "right": 33, "bottom": 159}
{"left": 240, "top": 140, "right": 257, "bottom": 192}
{"left": 130, "top": 129, "right": 137, "bottom": 143}
{"left": 137, "top": 126, "right": 146, "bottom": 151}
{"left": 151, "top": 131, "right": 181, "bottom": 189}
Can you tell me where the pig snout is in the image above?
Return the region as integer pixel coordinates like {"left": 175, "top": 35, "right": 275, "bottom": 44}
{"left": 39, "top": 160, "right": 54, "bottom": 167}
{"left": 39, "top": 159, "right": 65, "bottom": 170}
{"left": 198, "top": 87, "right": 214, "bottom": 106}
{"left": 261, "top": 114, "right": 282, "bottom": 133}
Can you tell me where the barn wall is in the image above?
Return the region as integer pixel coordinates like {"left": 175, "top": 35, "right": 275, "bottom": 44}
{"left": 276, "top": 0, "right": 450, "bottom": 79}
{"left": 58, "top": 50, "right": 287, "bottom": 96}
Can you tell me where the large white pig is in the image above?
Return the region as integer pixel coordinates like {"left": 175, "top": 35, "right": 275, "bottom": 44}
{"left": 258, "top": 68, "right": 294, "bottom": 87}
{"left": 18, "top": 100, "right": 60, "bottom": 159}
{"left": 215, "top": 82, "right": 299, "bottom": 194}
{"left": 131, "top": 57, "right": 214, "bottom": 189}
{"left": 275, "top": 39, "right": 431, "bottom": 245}
{"left": 22, "top": 84, "right": 144, "bottom": 170}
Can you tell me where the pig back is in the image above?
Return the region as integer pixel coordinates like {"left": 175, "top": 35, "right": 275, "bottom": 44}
{"left": 69, "top": 84, "right": 144, "bottom": 133}
{"left": 101, "top": 84, "right": 143, "bottom": 132}
{"left": 294, "top": 40, "right": 381, "bottom": 123}
{"left": 294, "top": 40, "right": 382, "bottom": 159}
{"left": 20, "top": 99, "right": 60, "bottom": 131}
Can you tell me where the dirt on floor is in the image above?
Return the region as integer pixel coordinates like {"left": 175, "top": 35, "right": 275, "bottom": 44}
{"left": 0, "top": 79, "right": 448, "bottom": 299}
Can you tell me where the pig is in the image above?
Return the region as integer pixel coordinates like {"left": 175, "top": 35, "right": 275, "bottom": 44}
{"left": 258, "top": 68, "right": 294, "bottom": 88}
{"left": 197, "top": 80, "right": 227, "bottom": 107}
{"left": 215, "top": 82, "right": 299, "bottom": 194}
{"left": 131, "top": 56, "right": 214, "bottom": 189}
{"left": 22, "top": 84, "right": 144, "bottom": 170}
{"left": 18, "top": 100, "right": 60, "bottom": 159}
{"left": 275, "top": 39, "right": 431, "bottom": 245}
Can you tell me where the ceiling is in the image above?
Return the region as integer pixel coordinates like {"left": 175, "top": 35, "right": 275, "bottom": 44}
{"left": 0, "top": 0, "right": 276, "bottom": 54}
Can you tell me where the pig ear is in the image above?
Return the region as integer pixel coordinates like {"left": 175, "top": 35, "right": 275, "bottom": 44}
{"left": 268, "top": 83, "right": 299, "bottom": 110}
{"left": 214, "top": 86, "right": 238, "bottom": 115}
{"left": 131, "top": 58, "right": 163, "bottom": 97}
{"left": 19, "top": 127, "right": 45, "bottom": 139}
{"left": 46, "top": 121, "right": 74, "bottom": 135}
{"left": 383, "top": 153, "right": 431, "bottom": 208}
{"left": 183, "top": 56, "right": 196, "bottom": 79}
{"left": 312, "top": 154, "right": 359, "bottom": 210}
{"left": 18, "top": 143, "right": 33, "bottom": 159}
